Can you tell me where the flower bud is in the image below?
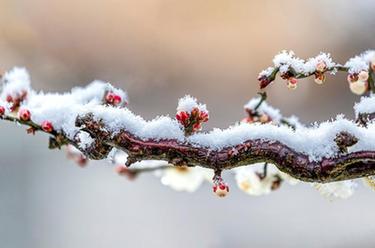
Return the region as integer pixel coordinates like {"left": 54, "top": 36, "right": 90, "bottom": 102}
{"left": 314, "top": 73, "right": 326, "bottom": 85}
{"left": 199, "top": 111, "right": 209, "bottom": 122}
{"left": 349, "top": 80, "right": 368, "bottom": 95}
{"left": 316, "top": 61, "right": 326, "bottom": 73}
{"left": 347, "top": 74, "right": 358, "bottom": 83}
{"left": 287, "top": 77, "right": 298, "bottom": 90}
{"left": 213, "top": 182, "right": 229, "bottom": 198}
{"left": 192, "top": 122, "right": 202, "bottom": 132}
{"left": 18, "top": 109, "right": 31, "bottom": 121}
{"left": 358, "top": 70, "right": 369, "bottom": 82}
{"left": 105, "top": 92, "right": 122, "bottom": 105}
{"left": 113, "top": 94, "right": 122, "bottom": 105}
{"left": 0, "top": 106, "right": 5, "bottom": 116}
{"left": 41, "top": 121, "right": 54, "bottom": 133}
{"left": 259, "top": 114, "right": 270, "bottom": 123}
{"left": 176, "top": 111, "right": 189, "bottom": 125}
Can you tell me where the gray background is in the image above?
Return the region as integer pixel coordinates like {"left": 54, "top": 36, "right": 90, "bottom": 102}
{"left": 0, "top": 0, "right": 375, "bottom": 247}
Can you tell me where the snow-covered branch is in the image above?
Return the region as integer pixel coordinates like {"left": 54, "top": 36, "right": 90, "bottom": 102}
{"left": 258, "top": 50, "right": 375, "bottom": 95}
{"left": 1, "top": 50, "right": 375, "bottom": 199}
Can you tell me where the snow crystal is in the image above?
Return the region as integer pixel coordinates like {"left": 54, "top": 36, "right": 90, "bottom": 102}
{"left": 177, "top": 95, "right": 208, "bottom": 113}
{"left": 360, "top": 50, "right": 375, "bottom": 64}
{"left": 77, "top": 131, "right": 94, "bottom": 149}
{"left": 272, "top": 50, "right": 305, "bottom": 74}
{"left": 244, "top": 97, "right": 282, "bottom": 122}
{"left": 345, "top": 55, "right": 368, "bottom": 74}
{"left": 22, "top": 80, "right": 128, "bottom": 139}
{"left": 304, "top": 53, "right": 336, "bottom": 74}
{"left": 71, "top": 80, "right": 128, "bottom": 105}
{"left": 283, "top": 115, "right": 304, "bottom": 128}
{"left": 354, "top": 95, "right": 375, "bottom": 116}
{"left": 258, "top": 67, "right": 275, "bottom": 78}
{"left": 1, "top": 67, "right": 31, "bottom": 99}
{"left": 83, "top": 105, "right": 185, "bottom": 141}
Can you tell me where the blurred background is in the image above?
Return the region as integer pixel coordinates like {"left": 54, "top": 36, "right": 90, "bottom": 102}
{"left": 1, "top": 0, "right": 375, "bottom": 247}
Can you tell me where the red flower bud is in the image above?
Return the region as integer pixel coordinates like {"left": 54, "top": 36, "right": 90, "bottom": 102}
{"left": 258, "top": 75, "right": 271, "bottom": 89}
{"left": 105, "top": 92, "right": 115, "bottom": 103}
{"left": 176, "top": 111, "right": 189, "bottom": 125}
{"left": 0, "top": 106, "right": 5, "bottom": 116}
{"left": 192, "top": 122, "right": 201, "bottom": 131}
{"left": 18, "top": 109, "right": 31, "bottom": 121}
{"left": 199, "top": 111, "right": 209, "bottom": 122}
{"left": 41, "top": 121, "right": 54, "bottom": 133}
{"left": 113, "top": 94, "right": 122, "bottom": 105}
{"left": 191, "top": 107, "right": 199, "bottom": 118}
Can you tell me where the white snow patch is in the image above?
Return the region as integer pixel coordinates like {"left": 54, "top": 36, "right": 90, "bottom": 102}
{"left": 177, "top": 95, "right": 208, "bottom": 113}
{"left": 1, "top": 67, "right": 31, "bottom": 100}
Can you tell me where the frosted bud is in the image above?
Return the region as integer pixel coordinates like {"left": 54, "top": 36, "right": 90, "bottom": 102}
{"left": 316, "top": 61, "right": 326, "bottom": 73}
{"left": 349, "top": 80, "right": 368, "bottom": 95}
{"left": 259, "top": 114, "right": 270, "bottom": 123}
{"left": 358, "top": 70, "right": 369, "bottom": 82}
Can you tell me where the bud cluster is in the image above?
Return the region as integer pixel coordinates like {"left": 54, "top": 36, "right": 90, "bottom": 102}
{"left": 105, "top": 91, "right": 124, "bottom": 106}
{"left": 176, "top": 95, "right": 209, "bottom": 135}
{"left": 5, "top": 90, "right": 28, "bottom": 112}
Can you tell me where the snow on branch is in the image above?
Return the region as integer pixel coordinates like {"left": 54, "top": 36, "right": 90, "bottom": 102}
{"left": 1, "top": 50, "right": 375, "bottom": 199}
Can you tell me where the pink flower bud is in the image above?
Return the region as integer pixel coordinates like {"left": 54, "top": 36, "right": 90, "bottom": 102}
{"left": 18, "top": 109, "right": 31, "bottom": 121}
{"left": 213, "top": 182, "right": 229, "bottom": 197}
{"left": 314, "top": 73, "right": 326, "bottom": 85}
{"left": 287, "top": 77, "right": 298, "bottom": 90}
{"left": 41, "top": 121, "right": 54, "bottom": 133}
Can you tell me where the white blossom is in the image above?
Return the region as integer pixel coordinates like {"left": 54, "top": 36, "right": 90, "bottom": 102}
{"left": 160, "top": 166, "right": 212, "bottom": 193}
{"left": 234, "top": 163, "right": 281, "bottom": 196}
{"left": 313, "top": 180, "right": 357, "bottom": 200}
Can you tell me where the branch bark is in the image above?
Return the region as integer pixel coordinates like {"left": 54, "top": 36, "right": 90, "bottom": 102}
{"left": 76, "top": 114, "right": 375, "bottom": 183}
